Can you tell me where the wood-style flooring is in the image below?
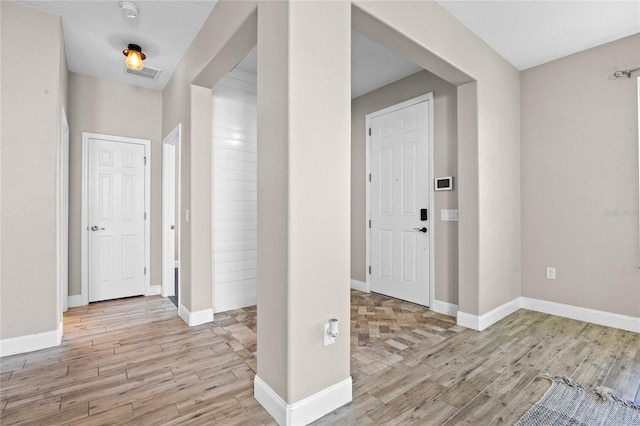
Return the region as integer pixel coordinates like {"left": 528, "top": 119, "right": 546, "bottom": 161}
{"left": 1, "top": 290, "right": 638, "bottom": 425}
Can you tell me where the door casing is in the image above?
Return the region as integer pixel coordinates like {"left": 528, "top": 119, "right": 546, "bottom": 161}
{"left": 162, "top": 124, "right": 181, "bottom": 299}
{"left": 81, "top": 132, "right": 151, "bottom": 305}
{"left": 365, "top": 93, "right": 435, "bottom": 307}
{"left": 59, "top": 108, "right": 69, "bottom": 321}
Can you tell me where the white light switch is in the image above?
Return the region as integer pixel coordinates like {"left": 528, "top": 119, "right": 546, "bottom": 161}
{"left": 440, "top": 209, "right": 459, "bottom": 221}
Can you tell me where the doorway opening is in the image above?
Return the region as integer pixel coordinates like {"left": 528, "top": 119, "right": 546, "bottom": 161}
{"left": 211, "top": 47, "right": 258, "bottom": 314}
{"left": 162, "top": 124, "right": 181, "bottom": 307}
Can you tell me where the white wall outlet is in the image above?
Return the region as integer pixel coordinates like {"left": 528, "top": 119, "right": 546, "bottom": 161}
{"left": 546, "top": 267, "right": 556, "bottom": 280}
{"left": 323, "top": 323, "right": 335, "bottom": 346}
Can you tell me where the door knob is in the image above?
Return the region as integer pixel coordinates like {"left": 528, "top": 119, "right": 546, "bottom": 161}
{"left": 414, "top": 227, "right": 427, "bottom": 233}
{"left": 90, "top": 226, "right": 105, "bottom": 231}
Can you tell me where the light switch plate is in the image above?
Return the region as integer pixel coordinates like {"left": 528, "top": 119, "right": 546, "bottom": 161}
{"left": 440, "top": 209, "right": 459, "bottom": 221}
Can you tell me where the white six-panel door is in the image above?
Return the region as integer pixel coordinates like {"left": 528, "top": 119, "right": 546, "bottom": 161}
{"left": 88, "top": 138, "right": 146, "bottom": 302}
{"left": 370, "top": 100, "right": 431, "bottom": 306}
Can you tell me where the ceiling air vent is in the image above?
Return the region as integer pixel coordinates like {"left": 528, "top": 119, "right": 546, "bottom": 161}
{"left": 124, "top": 65, "right": 161, "bottom": 80}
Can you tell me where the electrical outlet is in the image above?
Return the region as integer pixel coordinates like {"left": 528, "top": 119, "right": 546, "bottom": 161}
{"left": 546, "top": 267, "right": 556, "bottom": 280}
{"left": 323, "top": 323, "right": 335, "bottom": 346}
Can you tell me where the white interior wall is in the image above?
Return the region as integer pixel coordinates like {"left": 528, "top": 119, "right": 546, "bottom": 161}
{"left": 211, "top": 68, "right": 258, "bottom": 313}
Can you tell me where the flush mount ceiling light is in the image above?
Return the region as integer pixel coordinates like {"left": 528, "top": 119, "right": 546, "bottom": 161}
{"left": 120, "top": 2, "right": 138, "bottom": 19}
{"left": 123, "top": 44, "right": 146, "bottom": 71}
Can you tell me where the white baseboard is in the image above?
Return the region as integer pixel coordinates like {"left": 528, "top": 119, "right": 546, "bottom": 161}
{"left": 214, "top": 294, "right": 257, "bottom": 314}
{"left": 350, "top": 279, "right": 368, "bottom": 292}
{"left": 457, "top": 297, "right": 521, "bottom": 331}
{"left": 146, "top": 284, "right": 161, "bottom": 296}
{"left": 254, "top": 375, "right": 352, "bottom": 426}
{"left": 457, "top": 296, "right": 640, "bottom": 333}
{"left": 0, "top": 322, "right": 62, "bottom": 357}
{"left": 521, "top": 297, "right": 640, "bottom": 333}
{"left": 178, "top": 304, "right": 214, "bottom": 326}
{"left": 432, "top": 300, "right": 458, "bottom": 317}
{"left": 254, "top": 376, "right": 287, "bottom": 425}
{"left": 68, "top": 295, "right": 82, "bottom": 308}
{"left": 456, "top": 311, "right": 480, "bottom": 330}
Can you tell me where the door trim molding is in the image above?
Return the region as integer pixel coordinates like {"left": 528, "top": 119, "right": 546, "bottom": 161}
{"left": 59, "top": 107, "right": 69, "bottom": 322}
{"left": 81, "top": 132, "right": 151, "bottom": 306}
{"left": 162, "top": 124, "right": 181, "bottom": 299}
{"left": 365, "top": 93, "right": 435, "bottom": 307}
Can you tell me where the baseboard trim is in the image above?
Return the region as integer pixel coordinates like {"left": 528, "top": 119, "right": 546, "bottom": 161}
{"left": 254, "top": 376, "right": 287, "bottom": 425}
{"left": 456, "top": 311, "right": 480, "bottom": 330}
{"left": 178, "top": 304, "right": 214, "bottom": 326}
{"left": 146, "top": 284, "right": 161, "bottom": 296}
{"left": 68, "top": 295, "right": 82, "bottom": 308}
{"left": 521, "top": 297, "right": 640, "bottom": 333}
{"left": 432, "top": 300, "right": 458, "bottom": 317}
{"left": 457, "top": 296, "right": 640, "bottom": 333}
{"left": 457, "top": 297, "right": 521, "bottom": 331}
{"left": 254, "top": 375, "right": 352, "bottom": 426}
{"left": 350, "top": 279, "right": 367, "bottom": 292}
{"left": 215, "top": 295, "right": 257, "bottom": 314}
{"left": 0, "top": 322, "right": 63, "bottom": 357}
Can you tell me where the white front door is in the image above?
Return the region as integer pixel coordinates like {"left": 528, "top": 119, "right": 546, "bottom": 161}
{"left": 88, "top": 138, "right": 146, "bottom": 302}
{"left": 370, "top": 99, "right": 431, "bottom": 306}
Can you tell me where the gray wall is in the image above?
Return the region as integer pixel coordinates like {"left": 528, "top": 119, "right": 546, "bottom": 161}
{"left": 521, "top": 34, "right": 640, "bottom": 317}
{"left": 67, "top": 73, "right": 163, "bottom": 296}
{"left": 1, "top": 2, "right": 66, "bottom": 339}
{"left": 351, "top": 70, "right": 459, "bottom": 304}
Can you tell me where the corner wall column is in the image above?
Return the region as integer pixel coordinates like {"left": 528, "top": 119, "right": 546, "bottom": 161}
{"left": 255, "top": 1, "right": 352, "bottom": 424}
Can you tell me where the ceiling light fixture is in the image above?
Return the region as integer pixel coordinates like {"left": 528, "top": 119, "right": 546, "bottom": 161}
{"left": 123, "top": 44, "right": 146, "bottom": 71}
{"left": 120, "top": 2, "right": 138, "bottom": 19}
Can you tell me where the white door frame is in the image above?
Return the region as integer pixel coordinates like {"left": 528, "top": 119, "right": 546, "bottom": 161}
{"left": 365, "top": 93, "right": 435, "bottom": 307}
{"left": 81, "top": 132, "right": 151, "bottom": 305}
{"left": 162, "top": 124, "right": 181, "bottom": 298}
{"left": 59, "top": 108, "right": 69, "bottom": 320}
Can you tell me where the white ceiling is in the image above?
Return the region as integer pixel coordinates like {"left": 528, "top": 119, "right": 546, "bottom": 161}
{"left": 19, "top": 1, "right": 640, "bottom": 94}
{"left": 436, "top": 0, "right": 640, "bottom": 70}
{"left": 20, "top": 0, "right": 218, "bottom": 91}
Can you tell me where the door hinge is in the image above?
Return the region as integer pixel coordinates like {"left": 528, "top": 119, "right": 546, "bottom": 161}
{"left": 144, "top": 212, "right": 147, "bottom": 220}
{"left": 369, "top": 220, "right": 371, "bottom": 228}
{"left": 368, "top": 128, "right": 371, "bottom": 136}
{"left": 369, "top": 173, "right": 371, "bottom": 182}
{"left": 144, "top": 267, "right": 147, "bottom": 275}
{"left": 144, "top": 156, "right": 147, "bottom": 165}
{"left": 369, "top": 266, "right": 371, "bottom": 274}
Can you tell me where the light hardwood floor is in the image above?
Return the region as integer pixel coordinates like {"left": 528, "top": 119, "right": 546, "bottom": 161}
{"left": 1, "top": 291, "right": 638, "bottom": 425}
